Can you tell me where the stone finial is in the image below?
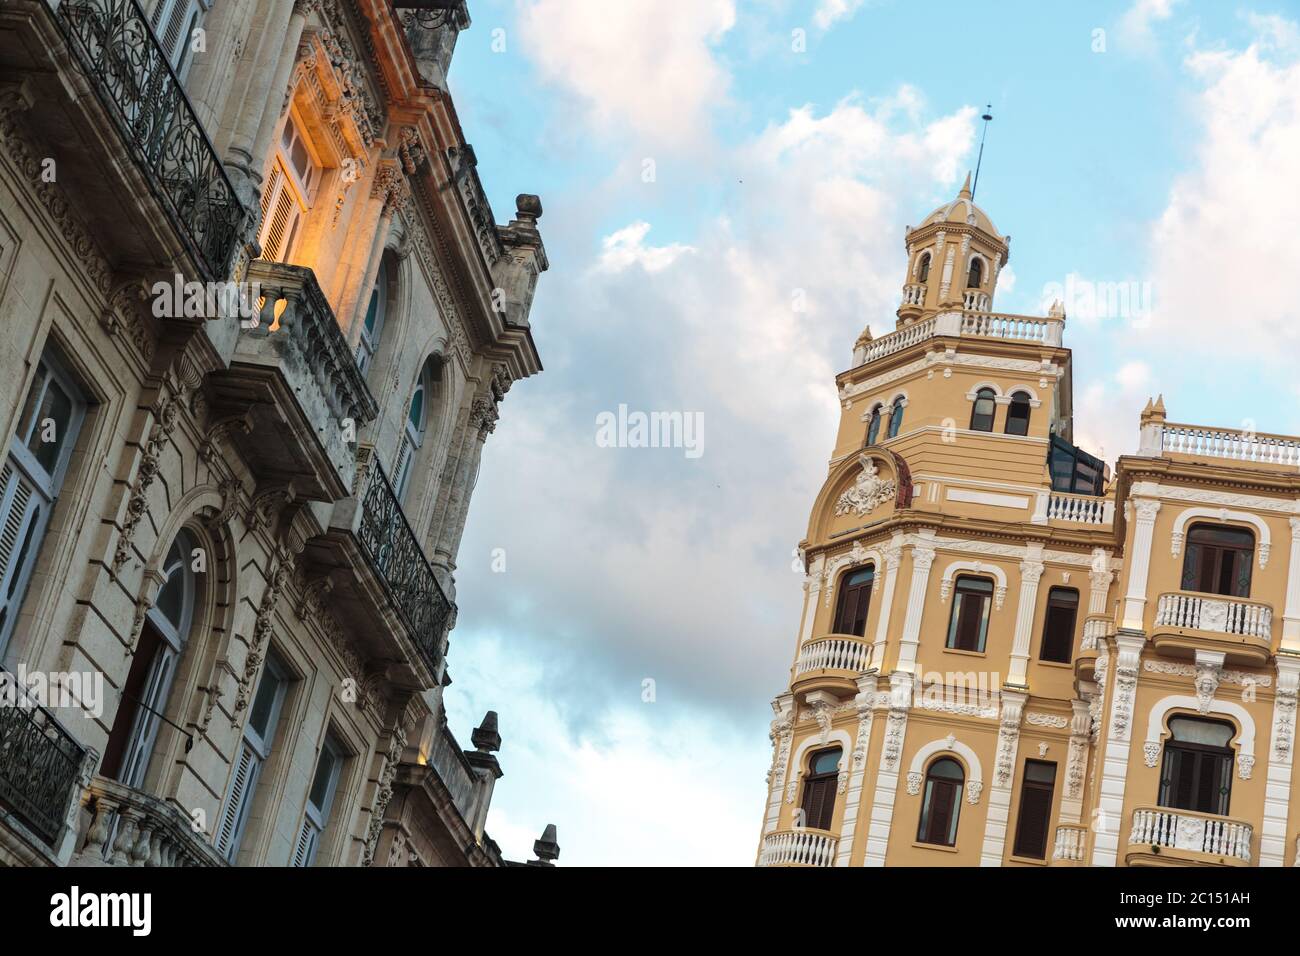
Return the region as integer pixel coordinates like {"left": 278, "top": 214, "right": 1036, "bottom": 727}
{"left": 958, "top": 170, "right": 973, "bottom": 200}
{"left": 854, "top": 325, "right": 874, "bottom": 347}
{"left": 471, "top": 710, "right": 501, "bottom": 752}
{"left": 515, "top": 193, "right": 543, "bottom": 223}
{"left": 1140, "top": 394, "right": 1167, "bottom": 426}
{"left": 1047, "top": 299, "right": 1065, "bottom": 319}
{"left": 532, "top": 824, "right": 560, "bottom": 865}
{"left": 1152, "top": 393, "right": 1166, "bottom": 417}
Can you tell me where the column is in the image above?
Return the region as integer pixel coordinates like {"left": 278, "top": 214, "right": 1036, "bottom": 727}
{"left": 799, "top": 555, "right": 825, "bottom": 647}
{"left": 980, "top": 690, "right": 1025, "bottom": 866}
{"left": 1006, "top": 545, "right": 1044, "bottom": 688}
{"left": 758, "top": 694, "right": 795, "bottom": 844}
{"left": 250, "top": 2, "right": 312, "bottom": 180}
{"left": 1281, "top": 517, "right": 1300, "bottom": 652}
{"left": 1060, "top": 698, "right": 1092, "bottom": 825}
{"left": 1090, "top": 632, "right": 1144, "bottom": 866}
{"left": 223, "top": 0, "right": 298, "bottom": 193}
{"left": 895, "top": 533, "right": 936, "bottom": 674}
{"left": 1121, "top": 499, "right": 1161, "bottom": 630}
{"left": 863, "top": 672, "right": 912, "bottom": 866}
{"left": 868, "top": 533, "right": 903, "bottom": 671}
{"left": 1260, "top": 656, "right": 1300, "bottom": 865}
{"left": 835, "top": 674, "right": 878, "bottom": 866}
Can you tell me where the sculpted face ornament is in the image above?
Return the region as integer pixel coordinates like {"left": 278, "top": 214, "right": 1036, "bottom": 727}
{"left": 834, "top": 455, "right": 897, "bottom": 517}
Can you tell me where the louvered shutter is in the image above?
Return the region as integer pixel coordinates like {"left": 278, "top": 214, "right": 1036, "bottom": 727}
{"left": 257, "top": 163, "right": 301, "bottom": 263}
{"left": 0, "top": 461, "right": 44, "bottom": 637}
{"left": 217, "top": 742, "right": 259, "bottom": 860}
{"left": 393, "top": 436, "right": 414, "bottom": 503}
{"left": 292, "top": 818, "right": 317, "bottom": 867}
{"left": 1012, "top": 785, "right": 1053, "bottom": 859}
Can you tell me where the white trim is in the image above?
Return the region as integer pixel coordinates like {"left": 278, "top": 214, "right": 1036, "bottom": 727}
{"left": 1171, "top": 507, "right": 1271, "bottom": 569}
{"left": 945, "top": 487, "right": 1030, "bottom": 510}
{"left": 908, "top": 737, "right": 984, "bottom": 801}
{"left": 1143, "top": 695, "right": 1257, "bottom": 762}
{"left": 965, "top": 381, "right": 1004, "bottom": 400}
{"left": 939, "top": 559, "right": 1008, "bottom": 594}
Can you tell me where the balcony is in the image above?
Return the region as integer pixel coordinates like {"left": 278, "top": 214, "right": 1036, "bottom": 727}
{"left": 1051, "top": 823, "right": 1088, "bottom": 865}
{"left": 1161, "top": 423, "right": 1300, "bottom": 469}
{"left": 758, "top": 828, "right": 838, "bottom": 867}
{"left": 71, "top": 775, "right": 225, "bottom": 867}
{"left": 962, "top": 290, "right": 990, "bottom": 311}
{"left": 0, "top": 682, "right": 87, "bottom": 855}
{"left": 849, "top": 309, "right": 1065, "bottom": 372}
{"left": 207, "top": 262, "right": 378, "bottom": 501}
{"left": 1033, "top": 490, "right": 1114, "bottom": 527}
{"left": 792, "top": 634, "right": 871, "bottom": 697}
{"left": 1126, "top": 807, "right": 1252, "bottom": 867}
{"left": 307, "top": 445, "right": 455, "bottom": 686}
{"left": 1, "top": 0, "right": 245, "bottom": 281}
{"left": 1151, "top": 591, "right": 1273, "bottom": 666}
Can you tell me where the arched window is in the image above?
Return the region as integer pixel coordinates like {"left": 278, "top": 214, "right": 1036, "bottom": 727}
{"left": 393, "top": 358, "right": 442, "bottom": 504}
{"left": 946, "top": 575, "right": 993, "bottom": 653}
{"left": 1158, "top": 716, "right": 1235, "bottom": 816}
{"left": 1038, "top": 587, "right": 1078, "bottom": 663}
{"left": 1005, "top": 391, "right": 1031, "bottom": 436}
{"left": 967, "top": 257, "right": 983, "bottom": 288}
{"left": 917, "top": 757, "right": 963, "bottom": 846}
{"left": 356, "top": 259, "right": 389, "bottom": 377}
{"left": 887, "top": 397, "right": 905, "bottom": 439}
{"left": 866, "top": 405, "right": 882, "bottom": 446}
{"left": 102, "top": 530, "right": 198, "bottom": 788}
{"left": 969, "top": 388, "right": 996, "bottom": 432}
{"left": 799, "top": 748, "right": 842, "bottom": 831}
{"left": 1181, "top": 524, "right": 1254, "bottom": 598}
{"left": 833, "top": 565, "right": 874, "bottom": 636}
{"left": 917, "top": 252, "right": 931, "bottom": 284}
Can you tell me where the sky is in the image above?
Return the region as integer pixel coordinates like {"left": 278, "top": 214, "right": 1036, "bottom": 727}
{"left": 433, "top": 0, "right": 1300, "bottom": 865}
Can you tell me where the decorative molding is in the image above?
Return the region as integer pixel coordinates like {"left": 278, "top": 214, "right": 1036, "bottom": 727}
{"left": 1141, "top": 660, "right": 1270, "bottom": 687}
{"left": 113, "top": 392, "right": 182, "bottom": 571}
{"left": 1025, "top": 712, "right": 1069, "bottom": 729}
{"left": 834, "top": 454, "right": 897, "bottom": 517}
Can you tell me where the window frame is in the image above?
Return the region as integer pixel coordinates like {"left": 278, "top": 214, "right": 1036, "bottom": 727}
{"left": 832, "top": 565, "right": 874, "bottom": 636}
{"left": 946, "top": 575, "right": 993, "bottom": 653}
{"left": 798, "top": 747, "right": 842, "bottom": 831}
{"left": 294, "top": 731, "right": 345, "bottom": 866}
{"left": 865, "top": 405, "right": 882, "bottom": 446}
{"left": 356, "top": 259, "right": 389, "bottom": 378}
{"left": 1005, "top": 392, "right": 1031, "bottom": 436}
{"left": 1011, "top": 759, "right": 1057, "bottom": 859}
{"left": 1038, "top": 586, "right": 1079, "bottom": 664}
{"left": 969, "top": 388, "right": 996, "bottom": 432}
{"left": 967, "top": 256, "right": 983, "bottom": 289}
{"left": 887, "top": 397, "right": 904, "bottom": 439}
{"left": 917, "top": 252, "right": 930, "bottom": 284}
{"left": 916, "top": 757, "right": 964, "bottom": 847}
{"left": 217, "top": 650, "right": 290, "bottom": 862}
{"left": 1180, "top": 523, "right": 1254, "bottom": 598}
{"left": 1157, "top": 716, "right": 1236, "bottom": 816}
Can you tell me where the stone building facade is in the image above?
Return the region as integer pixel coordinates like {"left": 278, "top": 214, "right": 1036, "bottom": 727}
{"left": 0, "top": 0, "right": 557, "bottom": 867}
{"left": 757, "top": 175, "right": 1300, "bottom": 867}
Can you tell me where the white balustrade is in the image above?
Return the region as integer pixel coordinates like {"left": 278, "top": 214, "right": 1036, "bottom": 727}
{"left": 901, "top": 283, "right": 926, "bottom": 306}
{"left": 962, "top": 291, "right": 990, "bottom": 311}
{"left": 1052, "top": 824, "right": 1087, "bottom": 862}
{"left": 795, "top": 636, "right": 872, "bottom": 676}
{"left": 860, "top": 317, "right": 936, "bottom": 364}
{"left": 1129, "top": 807, "right": 1252, "bottom": 863}
{"left": 1161, "top": 424, "right": 1300, "bottom": 466}
{"left": 1155, "top": 592, "right": 1272, "bottom": 640}
{"left": 759, "top": 828, "right": 838, "bottom": 867}
{"left": 1081, "top": 617, "right": 1109, "bottom": 651}
{"left": 960, "top": 311, "right": 1053, "bottom": 342}
{"left": 1046, "top": 492, "right": 1113, "bottom": 525}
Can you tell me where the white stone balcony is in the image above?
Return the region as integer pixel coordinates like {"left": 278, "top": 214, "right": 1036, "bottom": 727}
{"left": 962, "top": 290, "right": 990, "bottom": 311}
{"left": 758, "top": 828, "right": 838, "bottom": 867}
{"left": 71, "top": 776, "right": 225, "bottom": 867}
{"left": 1052, "top": 823, "right": 1088, "bottom": 864}
{"left": 792, "top": 634, "right": 871, "bottom": 697}
{"left": 1127, "top": 807, "right": 1252, "bottom": 866}
{"left": 1033, "top": 491, "right": 1114, "bottom": 526}
{"left": 1151, "top": 591, "right": 1272, "bottom": 666}
{"left": 1160, "top": 423, "right": 1300, "bottom": 467}
{"left": 900, "top": 283, "right": 926, "bottom": 307}
{"left": 850, "top": 309, "right": 1065, "bottom": 370}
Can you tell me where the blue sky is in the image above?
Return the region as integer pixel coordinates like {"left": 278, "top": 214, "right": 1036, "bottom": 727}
{"left": 432, "top": 0, "right": 1300, "bottom": 864}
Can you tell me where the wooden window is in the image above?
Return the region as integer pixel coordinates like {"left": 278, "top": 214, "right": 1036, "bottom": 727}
{"left": 1005, "top": 392, "right": 1031, "bottom": 436}
{"left": 866, "top": 405, "right": 882, "bottom": 446}
{"left": 0, "top": 352, "right": 86, "bottom": 655}
{"left": 1012, "top": 760, "right": 1057, "bottom": 859}
{"left": 101, "top": 531, "right": 197, "bottom": 788}
{"left": 1158, "top": 716, "right": 1235, "bottom": 816}
{"left": 917, "top": 252, "right": 930, "bottom": 283}
{"left": 216, "top": 652, "right": 290, "bottom": 861}
{"left": 293, "top": 732, "right": 345, "bottom": 866}
{"left": 917, "top": 757, "right": 963, "bottom": 846}
{"left": 1180, "top": 524, "right": 1254, "bottom": 598}
{"left": 969, "top": 388, "right": 996, "bottom": 432}
{"left": 356, "top": 259, "right": 389, "bottom": 378}
{"left": 967, "top": 257, "right": 983, "bottom": 288}
{"left": 258, "top": 115, "right": 318, "bottom": 264}
{"left": 799, "top": 748, "right": 841, "bottom": 831}
{"left": 887, "top": 397, "right": 904, "bottom": 439}
{"left": 946, "top": 576, "right": 993, "bottom": 652}
{"left": 832, "top": 566, "right": 874, "bottom": 636}
{"left": 1038, "top": 587, "right": 1078, "bottom": 663}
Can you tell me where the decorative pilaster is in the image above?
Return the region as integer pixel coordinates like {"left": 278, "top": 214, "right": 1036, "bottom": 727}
{"left": 1260, "top": 656, "right": 1300, "bottom": 865}
{"left": 896, "top": 534, "right": 936, "bottom": 674}
{"left": 869, "top": 534, "right": 904, "bottom": 670}
{"left": 1061, "top": 698, "right": 1092, "bottom": 824}
{"left": 863, "top": 672, "right": 912, "bottom": 866}
{"left": 835, "top": 673, "right": 878, "bottom": 866}
{"left": 1282, "top": 517, "right": 1300, "bottom": 652}
{"left": 980, "top": 690, "right": 1025, "bottom": 866}
{"left": 1122, "top": 499, "right": 1161, "bottom": 630}
{"left": 1007, "top": 545, "right": 1044, "bottom": 687}
{"left": 1090, "top": 631, "right": 1144, "bottom": 866}
{"left": 800, "top": 554, "right": 826, "bottom": 646}
{"left": 760, "top": 694, "right": 795, "bottom": 839}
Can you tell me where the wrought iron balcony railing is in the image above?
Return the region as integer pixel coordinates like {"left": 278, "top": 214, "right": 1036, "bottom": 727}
{"left": 0, "top": 673, "right": 87, "bottom": 847}
{"left": 356, "top": 449, "right": 454, "bottom": 676}
{"left": 54, "top": 0, "right": 245, "bottom": 280}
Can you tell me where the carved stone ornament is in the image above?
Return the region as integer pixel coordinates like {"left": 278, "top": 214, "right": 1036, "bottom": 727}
{"left": 1143, "top": 741, "right": 1161, "bottom": 768}
{"left": 966, "top": 780, "right": 982, "bottom": 805}
{"left": 834, "top": 455, "right": 897, "bottom": 517}
{"left": 906, "top": 772, "right": 922, "bottom": 795}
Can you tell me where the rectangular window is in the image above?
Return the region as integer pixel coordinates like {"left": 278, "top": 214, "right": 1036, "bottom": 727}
{"left": 946, "top": 577, "right": 992, "bottom": 653}
{"left": 257, "top": 115, "right": 318, "bottom": 264}
{"left": 1038, "top": 587, "right": 1079, "bottom": 663}
{"left": 293, "top": 731, "right": 344, "bottom": 867}
{"left": 216, "top": 652, "right": 289, "bottom": 861}
{"left": 0, "top": 352, "right": 86, "bottom": 656}
{"left": 832, "top": 566, "right": 874, "bottom": 636}
{"left": 1012, "top": 760, "right": 1057, "bottom": 859}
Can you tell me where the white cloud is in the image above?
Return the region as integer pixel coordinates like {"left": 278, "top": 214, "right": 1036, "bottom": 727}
{"left": 1074, "top": 361, "right": 1156, "bottom": 466}
{"left": 596, "top": 221, "right": 695, "bottom": 273}
{"left": 1118, "top": 0, "right": 1182, "bottom": 51}
{"left": 813, "top": 0, "right": 866, "bottom": 31}
{"left": 515, "top": 0, "right": 736, "bottom": 148}
{"left": 1139, "top": 18, "right": 1300, "bottom": 358}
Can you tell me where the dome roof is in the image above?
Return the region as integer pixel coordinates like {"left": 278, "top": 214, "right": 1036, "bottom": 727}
{"left": 921, "top": 172, "right": 1000, "bottom": 238}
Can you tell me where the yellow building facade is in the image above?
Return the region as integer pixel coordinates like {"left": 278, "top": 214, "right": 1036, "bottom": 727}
{"left": 757, "top": 177, "right": 1300, "bottom": 867}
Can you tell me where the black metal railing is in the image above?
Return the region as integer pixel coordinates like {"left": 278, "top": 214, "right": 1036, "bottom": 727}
{"left": 54, "top": 0, "right": 245, "bottom": 280}
{"left": 0, "top": 673, "right": 87, "bottom": 846}
{"left": 356, "top": 453, "right": 453, "bottom": 675}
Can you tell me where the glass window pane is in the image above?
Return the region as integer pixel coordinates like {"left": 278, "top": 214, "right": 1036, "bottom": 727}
{"left": 811, "top": 748, "right": 841, "bottom": 775}
{"left": 408, "top": 387, "right": 424, "bottom": 430}
{"left": 27, "top": 378, "right": 73, "bottom": 474}
{"left": 248, "top": 667, "right": 282, "bottom": 740}
{"left": 929, "top": 758, "right": 963, "bottom": 781}
{"left": 17, "top": 364, "right": 49, "bottom": 444}
{"left": 1169, "top": 717, "right": 1234, "bottom": 748}
{"left": 309, "top": 743, "right": 337, "bottom": 810}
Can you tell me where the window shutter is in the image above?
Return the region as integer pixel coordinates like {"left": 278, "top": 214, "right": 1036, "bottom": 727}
{"left": 216, "top": 742, "right": 259, "bottom": 860}
{"left": 258, "top": 163, "right": 300, "bottom": 263}
{"left": 0, "top": 461, "right": 41, "bottom": 617}
{"left": 393, "top": 436, "right": 413, "bottom": 501}
{"left": 292, "top": 818, "right": 317, "bottom": 867}
{"left": 1013, "top": 785, "right": 1053, "bottom": 858}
